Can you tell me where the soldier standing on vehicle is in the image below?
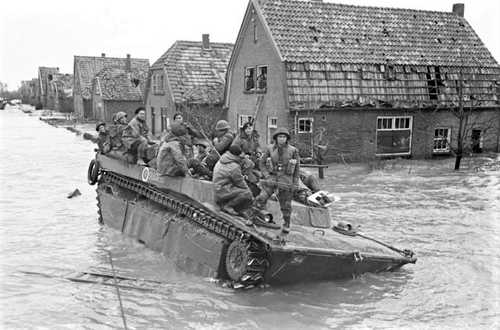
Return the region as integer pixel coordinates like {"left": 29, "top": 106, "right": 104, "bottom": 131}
{"left": 203, "top": 120, "right": 235, "bottom": 171}
{"left": 255, "top": 127, "right": 300, "bottom": 234}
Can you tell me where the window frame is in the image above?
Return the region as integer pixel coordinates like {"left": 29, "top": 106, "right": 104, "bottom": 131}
{"left": 298, "top": 117, "right": 313, "bottom": 134}
{"left": 238, "top": 114, "right": 254, "bottom": 128}
{"left": 244, "top": 67, "right": 256, "bottom": 92}
{"left": 433, "top": 127, "right": 451, "bottom": 153}
{"left": 375, "top": 116, "right": 413, "bottom": 156}
{"left": 256, "top": 65, "right": 267, "bottom": 91}
{"left": 268, "top": 116, "right": 278, "bottom": 128}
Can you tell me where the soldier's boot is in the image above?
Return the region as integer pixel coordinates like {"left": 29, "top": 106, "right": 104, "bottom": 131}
{"left": 281, "top": 216, "right": 291, "bottom": 235}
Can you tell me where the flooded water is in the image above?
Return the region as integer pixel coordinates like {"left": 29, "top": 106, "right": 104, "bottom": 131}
{"left": 1, "top": 107, "right": 499, "bottom": 329}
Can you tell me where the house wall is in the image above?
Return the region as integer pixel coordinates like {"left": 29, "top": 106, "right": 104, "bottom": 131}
{"left": 146, "top": 68, "right": 173, "bottom": 137}
{"left": 291, "top": 107, "right": 500, "bottom": 162}
{"left": 227, "top": 4, "right": 287, "bottom": 145}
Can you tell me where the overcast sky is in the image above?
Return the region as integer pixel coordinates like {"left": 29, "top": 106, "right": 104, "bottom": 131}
{"left": 1, "top": 0, "right": 499, "bottom": 90}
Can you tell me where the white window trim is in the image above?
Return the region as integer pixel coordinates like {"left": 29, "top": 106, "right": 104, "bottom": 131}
{"left": 268, "top": 116, "right": 278, "bottom": 128}
{"left": 375, "top": 116, "right": 413, "bottom": 156}
{"left": 433, "top": 127, "right": 451, "bottom": 153}
{"left": 298, "top": 117, "right": 313, "bottom": 134}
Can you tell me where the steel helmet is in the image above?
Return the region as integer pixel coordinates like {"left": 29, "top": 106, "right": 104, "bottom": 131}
{"left": 170, "top": 123, "right": 187, "bottom": 137}
{"left": 272, "top": 127, "right": 290, "bottom": 140}
{"left": 112, "top": 111, "right": 127, "bottom": 123}
{"left": 215, "top": 120, "right": 230, "bottom": 131}
{"left": 95, "top": 122, "right": 106, "bottom": 131}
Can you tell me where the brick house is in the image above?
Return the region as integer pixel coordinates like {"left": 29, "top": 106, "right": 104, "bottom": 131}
{"left": 224, "top": 0, "right": 500, "bottom": 162}
{"left": 38, "top": 67, "right": 59, "bottom": 109}
{"left": 47, "top": 73, "right": 73, "bottom": 112}
{"left": 74, "top": 54, "right": 149, "bottom": 120}
{"left": 91, "top": 67, "right": 148, "bottom": 122}
{"left": 145, "top": 35, "right": 233, "bottom": 137}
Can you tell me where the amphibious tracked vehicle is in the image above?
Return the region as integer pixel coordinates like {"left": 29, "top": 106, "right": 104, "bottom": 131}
{"left": 88, "top": 153, "right": 416, "bottom": 288}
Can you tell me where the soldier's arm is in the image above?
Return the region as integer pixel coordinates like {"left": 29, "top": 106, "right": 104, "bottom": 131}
{"left": 292, "top": 148, "right": 300, "bottom": 184}
{"left": 260, "top": 148, "right": 271, "bottom": 178}
{"left": 231, "top": 166, "right": 249, "bottom": 190}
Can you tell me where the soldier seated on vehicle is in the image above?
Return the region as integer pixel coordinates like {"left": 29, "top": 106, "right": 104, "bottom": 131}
{"left": 122, "top": 107, "right": 157, "bottom": 165}
{"left": 96, "top": 122, "right": 111, "bottom": 154}
{"left": 187, "top": 139, "right": 213, "bottom": 180}
{"left": 203, "top": 120, "right": 236, "bottom": 172}
{"left": 294, "top": 169, "right": 322, "bottom": 204}
{"left": 212, "top": 145, "right": 253, "bottom": 217}
{"left": 157, "top": 123, "right": 188, "bottom": 177}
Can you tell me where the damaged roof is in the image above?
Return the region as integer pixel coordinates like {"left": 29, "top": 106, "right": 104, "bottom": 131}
{"left": 74, "top": 56, "right": 149, "bottom": 99}
{"left": 93, "top": 67, "right": 147, "bottom": 101}
{"left": 152, "top": 40, "right": 233, "bottom": 104}
{"left": 258, "top": 0, "right": 498, "bottom": 67}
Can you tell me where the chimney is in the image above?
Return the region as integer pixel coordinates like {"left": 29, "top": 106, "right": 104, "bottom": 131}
{"left": 202, "top": 34, "right": 210, "bottom": 49}
{"left": 452, "top": 3, "right": 464, "bottom": 17}
{"left": 126, "top": 54, "right": 131, "bottom": 72}
{"left": 101, "top": 53, "right": 106, "bottom": 57}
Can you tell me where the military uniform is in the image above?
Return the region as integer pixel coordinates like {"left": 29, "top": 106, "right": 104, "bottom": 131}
{"left": 256, "top": 128, "right": 300, "bottom": 232}
{"left": 212, "top": 147, "right": 253, "bottom": 215}
{"left": 157, "top": 123, "right": 188, "bottom": 177}
{"left": 122, "top": 116, "right": 150, "bottom": 163}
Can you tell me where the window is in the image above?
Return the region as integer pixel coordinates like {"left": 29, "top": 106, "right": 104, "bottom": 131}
{"left": 385, "top": 65, "right": 396, "bottom": 81}
{"left": 298, "top": 118, "right": 313, "bottom": 133}
{"left": 238, "top": 114, "right": 254, "bottom": 128}
{"left": 245, "top": 67, "right": 255, "bottom": 91}
{"left": 433, "top": 128, "right": 451, "bottom": 153}
{"left": 376, "top": 116, "right": 412, "bottom": 155}
{"left": 268, "top": 117, "right": 277, "bottom": 128}
{"left": 256, "top": 66, "right": 267, "bottom": 90}
{"left": 161, "top": 107, "right": 168, "bottom": 132}
{"left": 152, "top": 72, "right": 164, "bottom": 94}
{"left": 244, "top": 65, "right": 267, "bottom": 92}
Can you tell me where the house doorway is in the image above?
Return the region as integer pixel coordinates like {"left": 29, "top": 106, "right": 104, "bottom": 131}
{"left": 471, "top": 129, "right": 482, "bottom": 153}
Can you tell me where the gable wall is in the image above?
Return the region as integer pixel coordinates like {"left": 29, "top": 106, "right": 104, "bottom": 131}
{"left": 227, "top": 4, "right": 287, "bottom": 145}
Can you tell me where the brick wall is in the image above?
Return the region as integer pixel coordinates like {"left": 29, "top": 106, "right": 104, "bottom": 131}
{"left": 290, "top": 107, "right": 500, "bottom": 162}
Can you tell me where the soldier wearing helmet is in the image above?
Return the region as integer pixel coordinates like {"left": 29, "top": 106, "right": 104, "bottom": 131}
{"left": 203, "top": 120, "right": 236, "bottom": 172}
{"left": 255, "top": 127, "right": 300, "bottom": 234}
{"left": 96, "top": 122, "right": 111, "bottom": 154}
{"left": 108, "top": 111, "right": 128, "bottom": 152}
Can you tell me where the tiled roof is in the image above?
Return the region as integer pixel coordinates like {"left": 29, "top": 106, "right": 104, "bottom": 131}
{"left": 51, "top": 74, "right": 73, "bottom": 97}
{"left": 258, "top": 0, "right": 498, "bottom": 67}
{"left": 152, "top": 40, "right": 233, "bottom": 104}
{"left": 94, "top": 67, "right": 147, "bottom": 101}
{"left": 74, "top": 56, "right": 149, "bottom": 99}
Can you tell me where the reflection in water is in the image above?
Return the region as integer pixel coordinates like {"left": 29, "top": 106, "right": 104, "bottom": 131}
{"left": 1, "top": 108, "right": 499, "bottom": 329}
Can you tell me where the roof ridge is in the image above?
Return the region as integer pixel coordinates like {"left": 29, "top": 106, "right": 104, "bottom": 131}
{"left": 74, "top": 55, "right": 150, "bottom": 61}
{"left": 268, "top": 0, "right": 459, "bottom": 16}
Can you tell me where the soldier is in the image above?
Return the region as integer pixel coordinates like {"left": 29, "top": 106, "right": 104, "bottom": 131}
{"left": 96, "top": 122, "right": 111, "bottom": 154}
{"left": 232, "top": 121, "right": 261, "bottom": 167}
{"left": 204, "top": 120, "right": 236, "bottom": 171}
{"left": 212, "top": 145, "right": 253, "bottom": 217}
{"left": 255, "top": 127, "right": 300, "bottom": 234}
{"left": 122, "top": 107, "right": 153, "bottom": 165}
{"left": 157, "top": 123, "right": 188, "bottom": 177}
{"left": 108, "top": 111, "right": 128, "bottom": 152}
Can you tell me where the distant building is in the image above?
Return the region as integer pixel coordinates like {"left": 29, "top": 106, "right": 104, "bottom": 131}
{"left": 73, "top": 54, "right": 149, "bottom": 120}
{"left": 38, "top": 67, "right": 59, "bottom": 108}
{"left": 145, "top": 35, "right": 233, "bottom": 136}
{"left": 91, "top": 67, "right": 148, "bottom": 122}
{"left": 225, "top": 0, "right": 500, "bottom": 161}
{"left": 47, "top": 73, "right": 73, "bottom": 112}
